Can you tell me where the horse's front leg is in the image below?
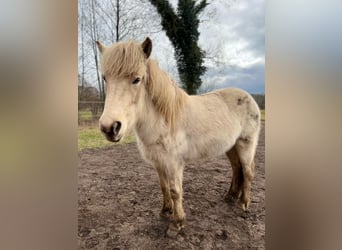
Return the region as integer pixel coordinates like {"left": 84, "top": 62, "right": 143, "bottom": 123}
{"left": 166, "top": 164, "right": 185, "bottom": 237}
{"left": 155, "top": 165, "right": 174, "bottom": 219}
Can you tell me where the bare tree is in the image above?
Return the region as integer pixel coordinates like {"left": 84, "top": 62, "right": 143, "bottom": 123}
{"left": 78, "top": 0, "right": 162, "bottom": 103}
{"left": 88, "top": 0, "right": 105, "bottom": 101}
{"left": 78, "top": 1, "right": 86, "bottom": 98}
{"left": 94, "top": 0, "right": 161, "bottom": 43}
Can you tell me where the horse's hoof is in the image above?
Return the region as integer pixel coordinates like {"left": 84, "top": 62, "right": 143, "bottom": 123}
{"left": 238, "top": 199, "right": 250, "bottom": 211}
{"left": 166, "top": 220, "right": 184, "bottom": 238}
{"left": 166, "top": 227, "right": 179, "bottom": 238}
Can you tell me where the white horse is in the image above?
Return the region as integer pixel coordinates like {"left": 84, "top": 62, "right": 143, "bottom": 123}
{"left": 96, "top": 38, "right": 261, "bottom": 237}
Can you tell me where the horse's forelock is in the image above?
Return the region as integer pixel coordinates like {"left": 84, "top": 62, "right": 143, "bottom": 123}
{"left": 102, "top": 41, "right": 146, "bottom": 78}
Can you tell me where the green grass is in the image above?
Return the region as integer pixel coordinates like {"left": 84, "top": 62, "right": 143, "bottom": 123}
{"left": 78, "top": 110, "right": 93, "bottom": 120}
{"left": 261, "top": 110, "right": 265, "bottom": 121}
{"left": 78, "top": 127, "right": 135, "bottom": 151}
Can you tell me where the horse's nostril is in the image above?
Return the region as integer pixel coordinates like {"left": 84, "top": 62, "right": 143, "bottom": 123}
{"left": 100, "top": 124, "right": 110, "bottom": 134}
{"left": 100, "top": 121, "right": 121, "bottom": 138}
{"left": 113, "top": 121, "right": 121, "bottom": 136}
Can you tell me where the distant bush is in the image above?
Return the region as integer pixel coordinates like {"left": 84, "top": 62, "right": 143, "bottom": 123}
{"left": 251, "top": 94, "right": 265, "bottom": 110}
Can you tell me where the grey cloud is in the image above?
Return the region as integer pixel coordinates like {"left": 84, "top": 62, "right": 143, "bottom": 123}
{"left": 154, "top": 0, "right": 265, "bottom": 94}
{"left": 198, "top": 0, "right": 265, "bottom": 93}
{"left": 202, "top": 63, "right": 265, "bottom": 94}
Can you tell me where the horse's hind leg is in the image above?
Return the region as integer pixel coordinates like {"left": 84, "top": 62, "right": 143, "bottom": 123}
{"left": 235, "top": 138, "right": 257, "bottom": 211}
{"left": 225, "top": 146, "right": 244, "bottom": 203}
{"left": 155, "top": 165, "right": 174, "bottom": 219}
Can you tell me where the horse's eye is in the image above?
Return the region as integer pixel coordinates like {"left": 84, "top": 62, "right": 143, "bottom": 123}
{"left": 132, "top": 77, "right": 141, "bottom": 84}
{"left": 102, "top": 75, "right": 106, "bottom": 82}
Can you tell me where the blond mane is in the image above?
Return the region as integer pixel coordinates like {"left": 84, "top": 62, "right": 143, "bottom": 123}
{"left": 101, "top": 41, "right": 146, "bottom": 77}
{"left": 146, "top": 59, "right": 187, "bottom": 129}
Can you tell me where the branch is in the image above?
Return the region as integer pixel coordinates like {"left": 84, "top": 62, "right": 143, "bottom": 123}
{"left": 195, "top": 0, "right": 208, "bottom": 14}
{"left": 148, "top": 0, "right": 178, "bottom": 39}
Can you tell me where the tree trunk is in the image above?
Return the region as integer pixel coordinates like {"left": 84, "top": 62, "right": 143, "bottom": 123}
{"left": 148, "top": 0, "right": 208, "bottom": 94}
{"left": 116, "top": 0, "right": 120, "bottom": 42}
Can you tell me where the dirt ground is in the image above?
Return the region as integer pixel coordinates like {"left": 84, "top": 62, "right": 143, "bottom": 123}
{"left": 78, "top": 124, "right": 265, "bottom": 249}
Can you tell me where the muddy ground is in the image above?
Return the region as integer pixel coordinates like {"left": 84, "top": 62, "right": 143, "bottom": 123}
{"left": 78, "top": 124, "right": 265, "bottom": 249}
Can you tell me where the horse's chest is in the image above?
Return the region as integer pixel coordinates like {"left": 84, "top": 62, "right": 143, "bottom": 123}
{"left": 136, "top": 134, "right": 186, "bottom": 165}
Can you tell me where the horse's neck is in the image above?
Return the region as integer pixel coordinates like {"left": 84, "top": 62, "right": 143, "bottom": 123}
{"left": 134, "top": 60, "right": 187, "bottom": 143}
{"left": 134, "top": 91, "right": 167, "bottom": 143}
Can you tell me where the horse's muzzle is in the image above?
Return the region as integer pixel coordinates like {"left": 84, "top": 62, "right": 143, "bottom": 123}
{"left": 100, "top": 121, "right": 122, "bottom": 142}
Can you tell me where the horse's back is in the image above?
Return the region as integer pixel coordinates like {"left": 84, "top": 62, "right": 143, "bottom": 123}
{"left": 178, "top": 88, "right": 260, "bottom": 160}
{"left": 214, "top": 87, "right": 260, "bottom": 120}
{"left": 210, "top": 87, "right": 258, "bottom": 109}
{"left": 194, "top": 87, "right": 260, "bottom": 140}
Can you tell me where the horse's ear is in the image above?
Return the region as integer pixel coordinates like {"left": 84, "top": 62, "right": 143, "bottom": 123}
{"left": 96, "top": 41, "right": 107, "bottom": 54}
{"left": 142, "top": 37, "right": 152, "bottom": 58}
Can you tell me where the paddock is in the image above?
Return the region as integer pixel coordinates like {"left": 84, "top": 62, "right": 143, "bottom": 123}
{"left": 78, "top": 123, "right": 265, "bottom": 249}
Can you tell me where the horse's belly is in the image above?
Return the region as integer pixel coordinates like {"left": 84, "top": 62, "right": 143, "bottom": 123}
{"left": 183, "top": 135, "right": 236, "bottom": 161}
{"left": 135, "top": 130, "right": 237, "bottom": 164}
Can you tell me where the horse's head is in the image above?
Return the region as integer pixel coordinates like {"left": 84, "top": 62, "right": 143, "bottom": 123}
{"left": 96, "top": 38, "right": 152, "bottom": 142}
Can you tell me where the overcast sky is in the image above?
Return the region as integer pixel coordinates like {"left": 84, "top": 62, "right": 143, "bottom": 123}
{"left": 151, "top": 0, "right": 265, "bottom": 94}
{"left": 79, "top": 0, "right": 264, "bottom": 94}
